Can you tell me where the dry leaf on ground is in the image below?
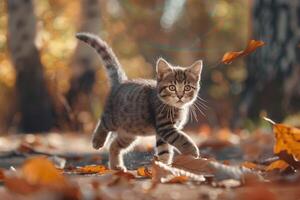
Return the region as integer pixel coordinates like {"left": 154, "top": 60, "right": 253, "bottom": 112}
{"left": 21, "top": 156, "right": 68, "bottom": 187}
{"left": 265, "top": 160, "right": 289, "bottom": 171}
{"left": 75, "top": 165, "right": 110, "bottom": 175}
{"left": 273, "top": 123, "right": 300, "bottom": 160}
{"left": 137, "top": 167, "right": 152, "bottom": 178}
{"left": 222, "top": 40, "right": 265, "bottom": 64}
{"left": 0, "top": 168, "right": 5, "bottom": 181}
{"left": 161, "top": 175, "right": 188, "bottom": 184}
{"left": 114, "top": 171, "right": 135, "bottom": 180}
{"left": 4, "top": 177, "right": 41, "bottom": 195}
{"left": 240, "top": 161, "right": 259, "bottom": 170}
{"left": 172, "top": 155, "right": 215, "bottom": 176}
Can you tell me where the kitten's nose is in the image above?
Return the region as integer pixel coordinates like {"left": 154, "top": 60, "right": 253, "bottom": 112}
{"left": 177, "top": 94, "right": 184, "bottom": 99}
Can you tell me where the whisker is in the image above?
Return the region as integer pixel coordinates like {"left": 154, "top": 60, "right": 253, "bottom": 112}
{"left": 196, "top": 97, "right": 209, "bottom": 109}
{"left": 189, "top": 108, "right": 194, "bottom": 122}
{"left": 194, "top": 103, "right": 206, "bottom": 117}
{"left": 159, "top": 103, "right": 167, "bottom": 115}
{"left": 191, "top": 107, "right": 198, "bottom": 122}
{"left": 195, "top": 100, "right": 208, "bottom": 110}
{"left": 197, "top": 96, "right": 208, "bottom": 103}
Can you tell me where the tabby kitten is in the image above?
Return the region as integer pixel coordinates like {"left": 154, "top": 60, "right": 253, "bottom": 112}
{"left": 76, "top": 33, "right": 203, "bottom": 170}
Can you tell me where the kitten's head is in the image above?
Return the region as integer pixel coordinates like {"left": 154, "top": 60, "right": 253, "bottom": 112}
{"left": 156, "top": 58, "right": 203, "bottom": 108}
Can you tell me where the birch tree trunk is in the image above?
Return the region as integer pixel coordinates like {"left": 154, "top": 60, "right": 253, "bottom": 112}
{"left": 7, "top": 0, "right": 54, "bottom": 132}
{"left": 235, "top": 0, "right": 300, "bottom": 126}
{"left": 66, "top": 0, "right": 102, "bottom": 130}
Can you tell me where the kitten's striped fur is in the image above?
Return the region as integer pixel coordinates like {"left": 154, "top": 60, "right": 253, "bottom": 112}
{"left": 76, "top": 33, "right": 203, "bottom": 170}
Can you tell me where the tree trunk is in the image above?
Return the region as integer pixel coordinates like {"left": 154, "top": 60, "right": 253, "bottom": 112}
{"left": 66, "top": 0, "right": 102, "bottom": 131}
{"left": 234, "top": 0, "right": 300, "bottom": 126}
{"left": 7, "top": 0, "right": 54, "bottom": 133}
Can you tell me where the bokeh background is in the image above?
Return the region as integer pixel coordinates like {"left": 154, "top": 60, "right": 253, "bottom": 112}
{"left": 0, "top": 0, "right": 299, "bottom": 135}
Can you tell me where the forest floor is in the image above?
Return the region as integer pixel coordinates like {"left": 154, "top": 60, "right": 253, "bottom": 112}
{"left": 0, "top": 128, "right": 299, "bottom": 200}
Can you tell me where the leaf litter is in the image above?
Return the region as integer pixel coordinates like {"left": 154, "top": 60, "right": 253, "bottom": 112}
{"left": 0, "top": 117, "right": 300, "bottom": 199}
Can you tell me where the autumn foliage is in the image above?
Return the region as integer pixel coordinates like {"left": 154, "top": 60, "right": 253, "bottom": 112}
{"left": 222, "top": 40, "right": 265, "bottom": 64}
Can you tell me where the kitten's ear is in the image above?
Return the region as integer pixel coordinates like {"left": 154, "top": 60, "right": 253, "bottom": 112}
{"left": 156, "top": 58, "right": 172, "bottom": 79}
{"left": 187, "top": 60, "right": 203, "bottom": 79}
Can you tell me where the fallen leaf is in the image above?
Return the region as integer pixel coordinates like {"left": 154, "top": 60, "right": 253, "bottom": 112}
{"left": 222, "top": 40, "right": 265, "bottom": 64}
{"left": 137, "top": 167, "right": 152, "bottom": 178}
{"left": 4, "top": 177, "right": 40, "bottom": 195}
{"left": 265, "top": 160, "right": 289, "bottom": 171}
{"left": 241, "top": 161, "right": 258, "bottom": 169}
{"left": 76, "top": 165, "right": 108, "bottom": 174}
{"left": 155, "top": 158, "right": 206, "bottom": 182}
{"left": 162, "top": 175, "right": 188, "bottom": 184}
{"left": 21, "top": 156, "right": 68, "bottom": 187}
{"left": 209, "top": 161, "right": 260, "bottom": 181}
{"left": 114, "top": 171, "right": 135, "bottom": 180}
{"left": 0, "top": 168, "right": 5, "bottom": 181}
{"left": 149, "top": 157, "right": 170, "bottom": 190}
{"left": 172, "top": 155, "right": 214, "bottom": 176}
{"left": 276, "top": 151, "right": 300, "bottom": 169}
{"left": 273, "top": 123, "right": 300, "bottom": 160}
{"left": 173, "top": 155, "right": 260, "bottom": 182}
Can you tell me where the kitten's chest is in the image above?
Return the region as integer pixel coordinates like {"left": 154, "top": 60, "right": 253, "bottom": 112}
{"left": 174, "top": 108, "right": 189, "bottom": 129}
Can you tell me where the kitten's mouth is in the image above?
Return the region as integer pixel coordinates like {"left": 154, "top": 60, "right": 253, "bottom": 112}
{"left": 177, "top": 100, "right": 183, "bottom": 103}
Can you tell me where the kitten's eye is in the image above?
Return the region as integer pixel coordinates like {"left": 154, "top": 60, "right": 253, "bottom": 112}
{"left": 184, "top": 85, "right": 191, "bottom": 91}
{"left": 169, "top": 85, "right": 176, "bottom": 91}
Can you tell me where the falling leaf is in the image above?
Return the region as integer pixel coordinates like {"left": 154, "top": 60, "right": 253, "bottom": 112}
{"left": 265, "top": 160, "right": 289, "bottom": 171}
{"left": 21, "top": 156, "right": 68, "bottom": 187}
{"left": 222, "top": 40, "right": 265, "bottom": 64}
{"left": 76, "top": 165, "right": 109, "bottom": 174}
{"left": 137, "top": 167, "right": 152, "bottom": 178}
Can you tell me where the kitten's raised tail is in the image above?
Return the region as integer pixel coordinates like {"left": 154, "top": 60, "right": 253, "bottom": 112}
{"left": 76, "top": 32, "right": 127, "bottom": 86}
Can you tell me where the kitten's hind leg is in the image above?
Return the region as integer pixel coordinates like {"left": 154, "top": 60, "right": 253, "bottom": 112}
{"left": 109, "top": 134, "right": 136, "bottom": 170}
{"left": 155, "top": 136, "right": 173, "bottom": 164}
{"left": 92, "top": 117, "right": 111, "bottom": 149}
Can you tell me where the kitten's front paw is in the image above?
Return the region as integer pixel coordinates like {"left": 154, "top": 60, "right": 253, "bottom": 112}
{"left": 92, "top": 133, "right": 105, "bottom": 149}
{"left": 182, "top": 145, "right": 200, "bottom": 158}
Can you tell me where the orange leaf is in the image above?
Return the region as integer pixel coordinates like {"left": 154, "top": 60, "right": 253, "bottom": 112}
{"left": 0, "top": 169, "right": 5, "bottom": 181}
{"left": 164, "top": 175, "right": 188, "bottom": 184}
{"left": 114, "top": 171, "right": 135, "bottom": 180}
{"left": 76, "top": 165, "right": 109, "bottom": 174}
{"left": 21, "top": 156, "right": 68, "bottom": 187}
{"left": 265, "top": 160, "right": 289, "bottom": 171}
{"left": 241, "top": 161, "right": 257, "bottom": 169}
{"left": 272, "top": 123, "right": 300, "bottom": 160}
{"left": 137, "top": 167, "right": 152, "bottom": 178}
{"left": 222, "top": 40, "right": 265, "bottom": 64}
{"left": 4, "top": 177, "right": 41, "bottom": 195}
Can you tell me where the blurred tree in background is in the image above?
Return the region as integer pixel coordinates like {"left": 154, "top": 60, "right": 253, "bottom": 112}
{"left": 234, "top": 0, "right": 300, "bottom": 127}
{"left": 1, "top": 0, "right": 298, "bottom": 134}
{"left": 7, "top": 0, "right": 54, "bottom": 132}
{"left": 66, "top": 0, "right": 102, "bottom": 131}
